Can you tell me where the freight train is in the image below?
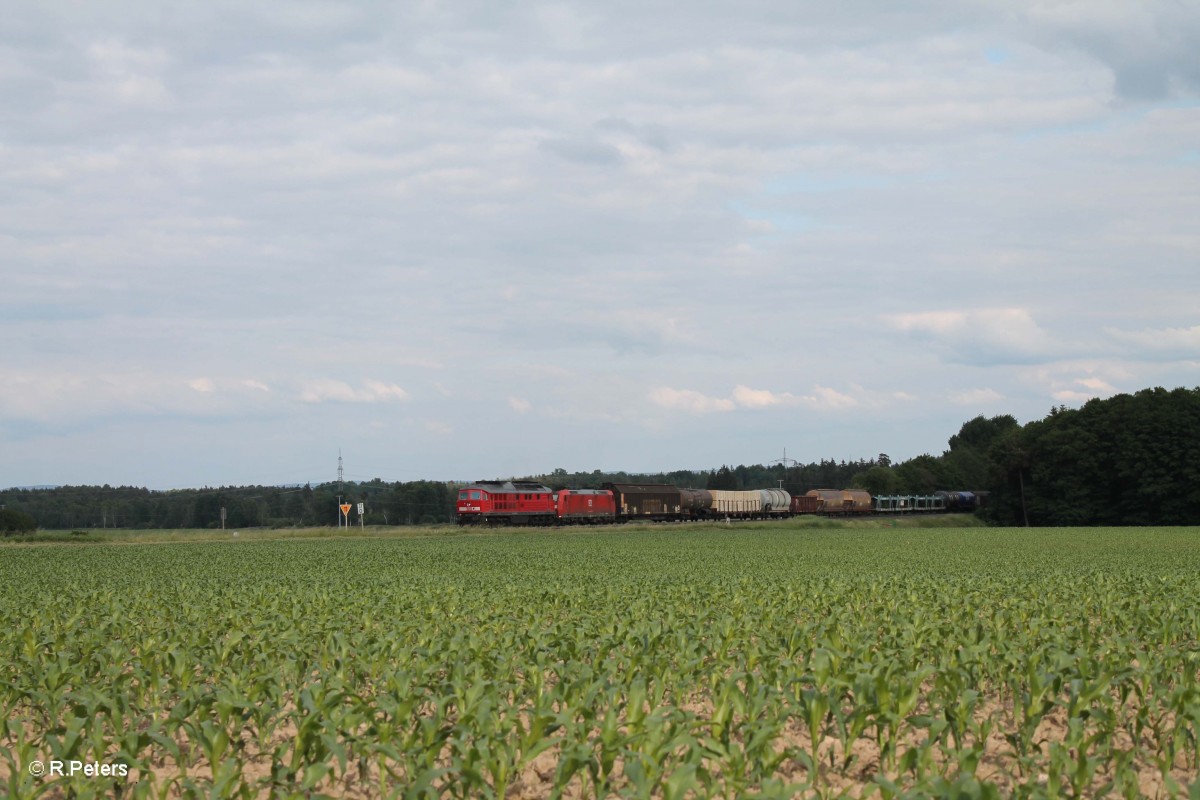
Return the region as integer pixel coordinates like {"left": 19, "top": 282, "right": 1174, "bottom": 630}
{"left": 455, "top": 481, "right": 984, "bottom": 526}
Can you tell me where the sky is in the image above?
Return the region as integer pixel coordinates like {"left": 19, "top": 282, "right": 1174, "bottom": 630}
{"left": 2, "top": 1, "right": 1198, "bottom": 490}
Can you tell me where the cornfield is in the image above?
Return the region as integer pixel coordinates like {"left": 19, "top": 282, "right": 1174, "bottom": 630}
{"left": 2, "top": 526, "right": 1198, "bottom": 798}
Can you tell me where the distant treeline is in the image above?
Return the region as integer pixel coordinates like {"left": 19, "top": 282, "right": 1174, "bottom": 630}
{"left": 0, "top": 461, "right": 948, "bottom": 531}
{"left": 3, "top": 386, "right": 1197, "bottom": 530}
{"left": 0, "top": 480, "right": 458, "bottom": 531}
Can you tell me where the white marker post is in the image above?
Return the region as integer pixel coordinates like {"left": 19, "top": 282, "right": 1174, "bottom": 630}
{"left": 357, "top": 502, "right": 365, "bottom": 530}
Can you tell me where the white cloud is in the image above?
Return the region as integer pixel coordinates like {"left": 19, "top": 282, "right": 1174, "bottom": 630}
{"left": 1075, "top": 377, "right": 1117, "bottom": 393}
{"left": 0, "top": 371, "right": 273, "bottom": 422}
{"left": 732, "top": 385, "right": 800, "bottom": 409}
{"left": 1050, "top": 375, "right": 1120, "bottom": 405}
{"left": 508, "top": 397, "right": 532, "bottom": 413}
{"left": 809, "top": 386, "right": 860, "bottom": 411}
{"left": 948, "top": 388, "right": 1004, "bottom": 406}
{"left": 86, "top": 40, "right": 170, "bottom": 106}
{"left": 1015, "top": 363, "right": 1127, "bottom": 408}
{"left": 651, "top": 384, "right": 863, "bottom": 415}
{"left": 1106, "top": 324, "right": 1200, "bottom": 360}
{"left": 891, "top": 308, "right": 1045, "bottom": 343}
{"left": 888, "top": 308, "right": 1063, "bottom": 365}
{"left": 362, "top": 380, "right": 409, "bottom": 401}
{"left": 299, "top": 380, "right": 409, "bottom": 404}
{"left": 649, "top": 388, "right": 736, "bottom": 415}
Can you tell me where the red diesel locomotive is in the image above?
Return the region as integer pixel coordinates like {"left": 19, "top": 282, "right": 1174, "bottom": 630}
{"left": 455, "top": 481, "right": 558, "bottom": 525}
{"left": 556, "top": 488, "right": 618, "bottom": 523}
{"left": 456, "top": 482, "right": 619, "bottom": 526}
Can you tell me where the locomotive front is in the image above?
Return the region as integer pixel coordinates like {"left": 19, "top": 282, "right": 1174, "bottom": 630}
{"left": 455, "top": 481, "right": 557, "bottom": 525}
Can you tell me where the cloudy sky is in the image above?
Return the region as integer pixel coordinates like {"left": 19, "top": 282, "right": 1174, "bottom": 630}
{"left": 3, "top": 1, "right": 1198, "bottom": 489}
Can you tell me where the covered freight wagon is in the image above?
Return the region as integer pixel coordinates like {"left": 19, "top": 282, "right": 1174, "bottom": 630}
{"left": 603, "top": 483, "right": 687, "bottom": 521}
{"left": 710, "top": 489, "right": 764, "bottom": 517}
{"left": 791, "top": 494, "right": 822, "bottom": 514}
{"left": 806, "top": 489, "right": 873, "bottom": 514}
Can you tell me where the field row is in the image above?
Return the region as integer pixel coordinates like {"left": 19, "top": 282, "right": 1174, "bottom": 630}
{"left": 1, "top": 527, "right": 1198, "bottom": 798}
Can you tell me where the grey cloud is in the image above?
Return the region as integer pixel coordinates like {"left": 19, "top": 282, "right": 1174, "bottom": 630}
{"left": 1105, "top": 324, "right": 1200, "bottom": 362}
{"left": 465, "top": 308, "right": 713, "bottom": 359}
{"left": 1021, "top": 1, "right": 1200, "bottom": 101}
{"left": 886, "top": 309, "right": 1080, "bottom": 367}
{"left": 539, "top": 136, "right": 624, "bottom": 166}
{"left": 1111, "top": 58, "right": 1172, "bottom": 101}
{"left": 594, "top": 117, "right": 672, "bottom": 151}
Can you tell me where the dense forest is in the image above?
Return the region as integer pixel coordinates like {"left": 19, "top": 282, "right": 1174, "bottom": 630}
{"left": 980, "top": 386, "right": 1200, "bottom": 526}
{"left": 3, "top": 386, "right": 1197, "bottom": 530}
{"left": 0, "top": 480, "right": 457, "bottom": 531}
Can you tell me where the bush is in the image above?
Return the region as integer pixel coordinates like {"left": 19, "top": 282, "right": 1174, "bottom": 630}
{"left": 0, "top": 509, "right": 37, "bottom": 534}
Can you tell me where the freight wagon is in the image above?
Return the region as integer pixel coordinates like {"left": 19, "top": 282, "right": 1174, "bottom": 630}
{"left": 803, "top": 489, "right": 873, "bottom": 515}
{"left": 708, "top": 488, "right": 792, "bottom": 518}
{"left": 873, "top": 495, "right": 947, "bottom": 512}
{"left": 602, "top": 484, "right": 714, "bottom": 521}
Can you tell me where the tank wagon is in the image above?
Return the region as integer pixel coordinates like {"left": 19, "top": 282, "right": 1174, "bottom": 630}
{"left": 760, "top": 488, "right": 791, "bottom": 515}
{"left": 679, "top": 488, "right": 714, "bottom": 518}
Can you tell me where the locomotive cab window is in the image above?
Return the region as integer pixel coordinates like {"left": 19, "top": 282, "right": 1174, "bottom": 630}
{"left": 469, "top": 490, "right": 482, "bottom": 500}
